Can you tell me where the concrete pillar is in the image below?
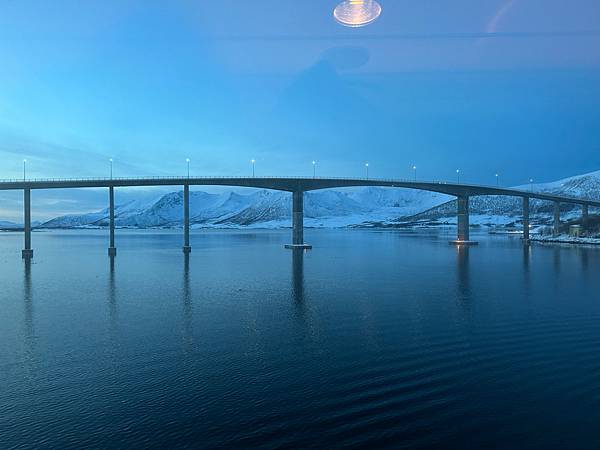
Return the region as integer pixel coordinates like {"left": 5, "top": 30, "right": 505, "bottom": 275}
{"left": 22, "top": 188, "right": 33, "bottom": 259}
{"left": 292, "top": 190, "right": 303, "bottom": 245}
{"left": 457, "top": 196, "right": 469, "bottom": 241}
{"left": 183, "top": 185, "right": 191, "bottom": 254}
{"left": 553, "top": 202, "right": 561, "bottom": 237}
{"left": 451, "top": 195, "right": 477, "bottom": 245}
{"left": 285, "top": 190, "right": 312, "bottom": 250}
{"left": 582, "top": 204, "right": 589, "bottom": 229}
{"left": 108, "top": 186, "right": 117, "bottom": 256}
{"left": 523, "top": 197, "right": 530, "bottom": 243}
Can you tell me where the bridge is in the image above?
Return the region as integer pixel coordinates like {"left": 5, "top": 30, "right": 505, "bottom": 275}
{"left": 1, "top": 176, "right": 599, "bottom": 259}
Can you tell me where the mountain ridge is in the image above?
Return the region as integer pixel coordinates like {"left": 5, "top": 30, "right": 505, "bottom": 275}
{"left": 37, "top": 170, "right": 600, "bottom": 230}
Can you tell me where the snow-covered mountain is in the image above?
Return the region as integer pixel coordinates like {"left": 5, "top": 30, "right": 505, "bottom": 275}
{"left": 40, "top": 187, "right": 451, "bottom": 229}
{"left": 0, "top": 220, "right": 21, "bottom": 230}
{"left": 42, "top": 198, "right": 156, "bottom": 228}
{"left": 38, "top": 170, "right": 600, "bottom": 229}
{"left": 0, "top": 220, "right": 42, "bottom": 230}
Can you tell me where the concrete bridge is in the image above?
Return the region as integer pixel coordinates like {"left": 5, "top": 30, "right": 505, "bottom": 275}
{"left": 1, "top": 176, "right": 599, "bottom": 259}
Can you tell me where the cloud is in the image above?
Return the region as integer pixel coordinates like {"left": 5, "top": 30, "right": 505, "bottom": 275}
{"left": 0, "top": 127, "right": 144, "bottom": 179}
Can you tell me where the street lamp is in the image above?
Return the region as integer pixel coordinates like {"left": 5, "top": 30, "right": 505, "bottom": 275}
{"left": 109, "top": 158, "right": 113, "bottom": 179}
{"left": 312, "top": 160, "right": 316, "bottom": 179}
{"left": 23, "top": 159, "right": 27, "bottom": 181}
{"left": 530, "top": 178, "right": 534, "bottom": 192}
{"left": 251, "top": 159, "right": 256, "bottom": 177}
{"left": 495, "top": 173, "right": 499, "bottom": 187}
{"left": 365, "top": 162, "right": 369, "bottom": 179}
{"left": 412, "top": 165, "right": 417, "bottom": 182}
{"left": 186, "top": 158, "right": 190, "bottom": 178}
{"left": 456, "top": 169, "right": 460, "bottom": 184}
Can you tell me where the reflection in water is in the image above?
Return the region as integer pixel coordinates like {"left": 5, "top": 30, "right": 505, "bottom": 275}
{"left": 292, "top": 249, "right": 304, "bottom": 304}
{"left": 182, "top": 253, "right": 193, "bottom": 349}
{"left": 553, "top": 247, "right": 561, "bottom": 271}
{"left": 579, "top": 248, "right": 589, "bottom": 272}
{"left": 522, "top": 245, "right": 532, "bottom": 293}
{"left": 456, "top": 246, "right": 471, "bottom": 304}
{"left": 24, "top": 259, "right": 33, "bottom": 337}
{"left": 23, "top": 259, "right": 38, "bottom": 381}
{"left": 108, "top": 256, "right": 117, "bottom": 326}
{"left": 523, "top": 245, "right": 531, "bottom": 272}
{"left": 290, "top": 249, "right": 322, "bottom": 344}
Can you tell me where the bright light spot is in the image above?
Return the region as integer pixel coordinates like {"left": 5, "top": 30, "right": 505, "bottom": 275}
{"left": 334, "top": 0, "right": 382, "bottom": 28}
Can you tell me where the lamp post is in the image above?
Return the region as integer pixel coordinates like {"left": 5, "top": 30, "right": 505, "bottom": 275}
{"left": 365, "top": 162, "right": 369, "bottom": 179}
{"left": 456, "top": 169, "right": 460, "bottom": 184}
{"left": 251, "top": 159, "right": 255, "bottom": 177}
{"left": 312, "top": 160, "right": 316, "bottom": 179}
{"left": 495, "top": 173, "right": 499, "bottom": 187}
{"left": 109, "top": 158, "right": 113, "bottom": 179}
{"left": 413, "top": 165, "right": 417, "bottom": 182}
{"left": 530, "top": 178, "right": 534, "bottom": 192}
{"left": 186, "top": 158, "right": 190, "bottom": 178}
{"left": 23, "top": 159, "right": 27, "bottom": 181}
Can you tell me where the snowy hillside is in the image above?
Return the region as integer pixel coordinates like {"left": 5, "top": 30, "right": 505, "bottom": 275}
{"left": 0, "top": 221, "right": 21, "bottom": 230}
{"left": 40, "top": 187, "right": 451, "bottom": 229}
{"left": 404, "top": 170, "right": 600, "bottom": 226}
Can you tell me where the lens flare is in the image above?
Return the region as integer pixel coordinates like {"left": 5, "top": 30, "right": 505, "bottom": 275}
{"left": 333, "top": 0, "right": 382, "bottom": 28}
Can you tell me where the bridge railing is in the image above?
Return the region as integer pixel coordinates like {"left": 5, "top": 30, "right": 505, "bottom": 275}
{"left": 0, "top": 175, "right": 452, "bottom": 184}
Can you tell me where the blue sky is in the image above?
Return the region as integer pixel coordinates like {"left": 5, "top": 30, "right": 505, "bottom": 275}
{"left": 1, "top": 0, "right": 600, "bottom": 220}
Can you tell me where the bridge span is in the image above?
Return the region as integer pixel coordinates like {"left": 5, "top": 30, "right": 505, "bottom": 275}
{"left": 1, "top": 176, "right": 599, "bottom": 259}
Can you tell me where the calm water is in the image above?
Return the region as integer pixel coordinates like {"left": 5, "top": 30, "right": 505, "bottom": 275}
{"left": 1, "top": 229, "right": 600, "bottom": 449}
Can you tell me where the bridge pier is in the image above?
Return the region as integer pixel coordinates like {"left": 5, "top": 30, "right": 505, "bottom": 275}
{"left": 553, "top": 202, "right": 561, "bottom": 237}
{"left": 22, "top": 188, "right": 33, "bottom": 259}
{"left": 183, "top": 185, "right": 191, "bottom": 254}
{"left": 450, "top": 195, "right": 477, "bottom": 245}
{"left": 285, "top": 190, "right": 312, "bottom": 250}
{"left": 582, "top": 204, "right": 589, "bottom": 229}
{"left": 523, "top": 197, "right": 530, "bottom": 243}
{"left": 108, "top": 186, "right": 117, "bottom": 256}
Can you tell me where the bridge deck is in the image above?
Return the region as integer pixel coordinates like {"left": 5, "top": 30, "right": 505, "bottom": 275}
{"left": 0, "top": 177, "right": 598, "bottom": 207}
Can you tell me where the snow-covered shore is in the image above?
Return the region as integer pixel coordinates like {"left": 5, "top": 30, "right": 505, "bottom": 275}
{"left": 530, "top": 234, "right": 600, "bottom": 246}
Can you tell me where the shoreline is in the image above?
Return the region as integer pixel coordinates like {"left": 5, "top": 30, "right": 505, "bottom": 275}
{"left": 530, "top": 235, "right": 600, "bottom": 246}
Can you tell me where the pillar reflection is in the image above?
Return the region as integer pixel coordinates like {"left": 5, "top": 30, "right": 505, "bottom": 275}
{"left": 523, "top": 244, "right": 531, "bottom": 272}
{"left": 182, "top": 253, "right": 193, "bottom": 349}
{"left": 553, "top": 247, "right": 561, "bottom": 274}
{"left": 292, "top": 249, "right": 305, "bottom": 304}
{"left": 22, "top": 258, "right": 38, "bottom": 380}
{"left": 456, "top": 246, "right": 471, "bottom": 304}
{"left": 522, "top": 244, "right": 532, "bottom": 294}
{"left": 23, "top": 258, "right": 33, "bottom": 340}
{"left": 108, "top": 255, "right": 117, "bottom": 325}
{"left": 579, "top": 248, "right": 589, "bottom": 272}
